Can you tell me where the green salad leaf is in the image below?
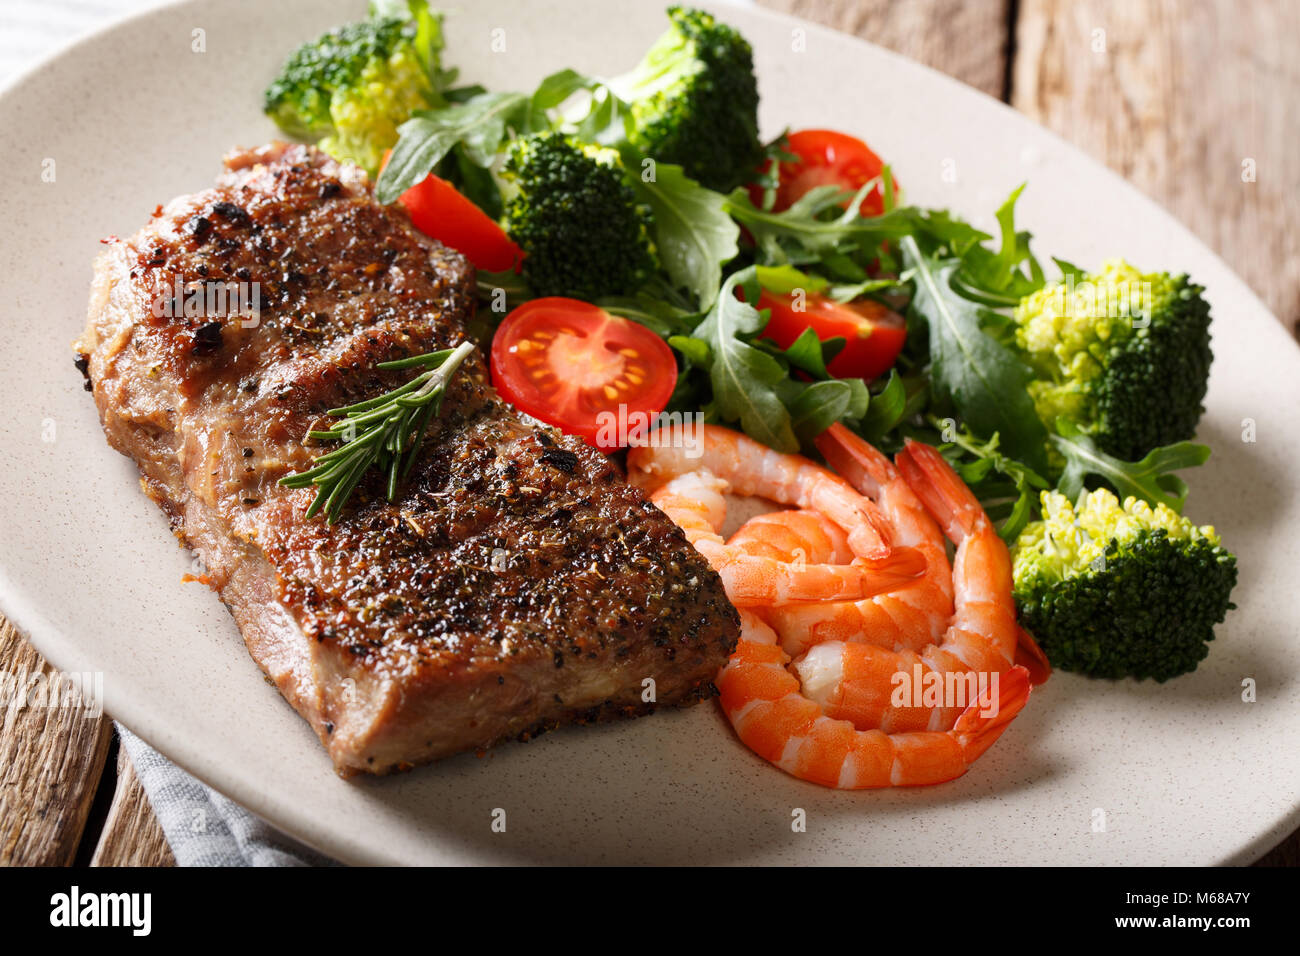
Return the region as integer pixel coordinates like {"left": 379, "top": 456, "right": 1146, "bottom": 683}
{"left": 619, "top": 146, "right": 739, "bottom": 309}
{"left": 857, "top": 369, "right": 908, "bottom": 441}
{"left": 952, "top": 183, "right": 1045, "bottom": 304}
{"left": 376, "top": 91, "right": 528, "bottom": 202}
{"left": 690, "top": 267, "right": 797, "bottom": 451}
{"left": 921, "top": 415, "right": 1050, "bottom": 541}
{"left": 1051, "top": 421, "right": 1211, "bottom": 513}
{"left": 780, "top": 378, "right": 868, "bottom": 441}
{"left": 900, "top": 234, "right": 1050, "bottom": 475}
{"left": 600, "top": 294, "right": 698, "bottom": 338}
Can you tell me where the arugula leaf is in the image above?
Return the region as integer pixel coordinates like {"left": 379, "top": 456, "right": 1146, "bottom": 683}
{"left": 691, "top": 268, "right": 798, "bottom": 451}
{"left": 900, "top": 234, "right": 1050, "bottom": 474}
{"left": 441, "top": 84, "right": 487, "bottom": 104}
{"left": 377, "top": 91, "right": 528, "bottom": 202}
{"left": 726, "top": 188, "right": 930, "bottom": 264}
{"left": 619, "top": 148, "right": 739, "bottom": 309}
{"left": 985, "top": 185, "right": 1043, "bottom": 291}
{"left": 858, "top": 369, "right": 907, "bottom": 439}
{"left": 949, "top": 185, "right": 1046, "bottom": 306}
{"left": 1052, "top": 257, "right": 1087, "bottom": 282}
{"left": 525, "top": 68, "right": 592, "bottom": 130}
{"left": 922, "top": 415, "right": 1050, "bottom": 541}
{"left": 755, "top": 263, "right": 899, "bottom": 304}
{"left": 755, "top": 264, "right": 829, "bottom": 295}
{"left": 1051, "top": 421, "right": 1210, "bottom": 513}
{"left": 575, "top": 86, "right": 634, "bottom": 146}
{"left": 729, "top": 186, "right": 992, "bottom": 297}
{"left": 843, "top": 378, "right": 871, "bottom": 420}
{"left": 826, "top": 278, "right": 902, "bottom": 303}
{"left": 779, "top": 379, "right": 868, "bottom": 441}
{"left": 667, "top": 334, "right": 710, "bottom": 366}
{"left": 751, "top": 132, "right": 797, "bottom": 211}
{"left": 600, "top": 294, "right": 698, "bottom": 338}
{"left": 881, "top": 164, "right": 897, "bottom": 212}
{"left": 446, "top": 144, "right": 502, "bottom": 217}
{"left": 755, "top": 327, "right": 846, "bottom": 378}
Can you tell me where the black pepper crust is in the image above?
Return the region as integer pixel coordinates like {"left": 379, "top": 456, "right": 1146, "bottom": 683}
{"left": 80, "top": 142, "right": 738, "bottom": 771}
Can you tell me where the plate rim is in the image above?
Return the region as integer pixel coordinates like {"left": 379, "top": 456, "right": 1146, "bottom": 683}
{"left": 2, "top": 0, "right": 1297, "bottom": 866}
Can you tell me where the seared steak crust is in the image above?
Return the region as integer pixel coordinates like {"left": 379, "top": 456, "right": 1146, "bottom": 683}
{"left": 77, "top": 143, "right": 737, "bottom": 775}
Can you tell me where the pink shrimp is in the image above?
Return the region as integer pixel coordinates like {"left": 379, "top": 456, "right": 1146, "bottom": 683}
{"left": 717, "top": 609, "right": 1032, "bottom": 788}
{"left": 736, "top": 426, "right": 955, "bottom": 656}
{"left": 629, "top": 424, "right": 897, "bottom": 559}
{"left": 632, "top": 427, "right": 927, "bottom": 607}
{"left": 714, "top": 435, "right": 1036, "bottom": 787}
{"left": 741, "top": 428, "right": 1048, "bottom": 681}
{"left": 728, "top": 509, "right": 854, "bottom": 565}
{"left": 889, "top": 434, "right": 1052, "bottom": 685}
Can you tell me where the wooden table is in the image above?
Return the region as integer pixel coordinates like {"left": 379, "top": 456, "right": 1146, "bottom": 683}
{"left": 1, "top": 0, "right": 1296, "bottom": 868}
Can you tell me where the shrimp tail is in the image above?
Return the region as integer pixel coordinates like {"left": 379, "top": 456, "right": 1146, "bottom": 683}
{"left": 860, "top": 505, "right": 897, "bottom": 559}
{"left": 895, "top": 439, "right": 984, "bottom": 542}
{"left": 815, "top": 422, "right": 895, "bottom": 497}
{"left": 1014, "top": 624, "right": 1053, "bottom": 685}
{"left": 854, "top": 545, "right": 930, "bottom": 589}
{"left": 952, "top": 664, "right": 1032, "bottom": 765}
{"left": 815, "top": 425, "right": 911, "bottom": 558}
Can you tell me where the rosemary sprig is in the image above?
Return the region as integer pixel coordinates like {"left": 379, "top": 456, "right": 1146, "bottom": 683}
{"left": 279, "top": 340, "right": 476, "bottom": 522}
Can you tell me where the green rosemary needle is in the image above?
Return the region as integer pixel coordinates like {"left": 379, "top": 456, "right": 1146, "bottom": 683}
{"left": 279, "top": 340, "right": 476, "bottom": 523}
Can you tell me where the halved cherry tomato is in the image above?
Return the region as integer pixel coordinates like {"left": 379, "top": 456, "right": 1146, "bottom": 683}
{"left": 748, "top": 129, "right": 893, "bottom": 216}
{"left": 490, "top": 298, "right": 677, "bottom": 449}
{"left": 759, "top": 290, "right": 906, "bottom": 382}
{"left": 379, "top": 150, "right": 522, "bottom": 272}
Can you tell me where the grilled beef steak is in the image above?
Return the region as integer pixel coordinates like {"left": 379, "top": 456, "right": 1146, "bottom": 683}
{"left": 76, "top": 142, "right": 738, "bottom": 775}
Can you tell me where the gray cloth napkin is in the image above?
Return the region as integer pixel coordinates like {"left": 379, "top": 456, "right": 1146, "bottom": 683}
{"left": 116, "top": 725, "right": 338, "bottom": 866}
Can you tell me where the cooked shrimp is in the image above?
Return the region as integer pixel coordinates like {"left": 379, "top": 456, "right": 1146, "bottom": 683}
{"left": 728, "top": 509, "right": 854, "bottom": 565}
{"left": 738, "top": 425, "right": 955, "bottom": 656}
{"left": 813, "top": 425, "right": 1051, "bottom": 684}
{"left": 716, "top": 435, "right": 1035, "bottom": 786}
{"left": 648, "top": 472, "right": 925, "bottom": 606}
{"left": 729, "top": 436, "right": 1021, "bottom": 734}
{"left": 717, "top": 609, "right": 1032, "bottom": 788}
{"left": 629, "top": 423, "right": 895, "bottom": 559}
{"left": 637, "top": 425, "right": 1034, "bottom": 787}
{"left": 633, "top": 426, "right": 926, "bottom": 607}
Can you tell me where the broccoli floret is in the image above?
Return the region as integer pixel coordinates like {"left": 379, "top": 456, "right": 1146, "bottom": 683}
{"left": 263, "top": 1, "right": 443, "bottom": 175}
{"left": 1012, "top": 488, "right": 1236, "bottom": 681}
{"left": 1010, "top": 259, "right": 1213, "bottom": 462}
{"left": 501, "top": 132, "right": 656, "bottom": 300}
{"left": 610, "top": 6, "right": 761, "bottom": 192}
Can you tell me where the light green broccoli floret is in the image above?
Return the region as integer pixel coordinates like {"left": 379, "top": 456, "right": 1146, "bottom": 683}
{"left": 1010, "top": 259, "right": 1212, "bottom": 462}
{"left": 263, "top": 1, "right": 445, "bottom": 175}
{"left": 1012, "top": 488, "right": 1236, "bottom": 681}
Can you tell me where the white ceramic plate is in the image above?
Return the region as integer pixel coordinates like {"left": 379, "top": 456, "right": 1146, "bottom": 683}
{"left": 2, "top": 0, "right": 1297, "bottom": 866}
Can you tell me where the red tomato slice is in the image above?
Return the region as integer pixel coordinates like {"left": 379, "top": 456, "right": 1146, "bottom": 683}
{"left": 759, "top": 290, "right": 906, "bottom": 382}
{"left": 749, "top": 129, "right": 893, "bottom": 216}
{"left": 490, "top": 298, "right": 677, "bottom": 449}
{"left": 380, "top": 150, "right": 522, "bottom": 273}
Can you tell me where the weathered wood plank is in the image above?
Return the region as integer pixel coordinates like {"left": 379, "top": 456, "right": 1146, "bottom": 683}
{"left": 1012, "top": 0, "right": 1300, "bottom": 337}
{"left": 90, "top": 736, "right": 175, "bottom": 867}
{"left": 0, "top": 619, "right": 113, "bottom": 866}
{"left": 758, "top": 0, "right": 1013, "bottom": 98}
{"left": 1253, "top": 826, "right": 1300, "bottom": 867}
